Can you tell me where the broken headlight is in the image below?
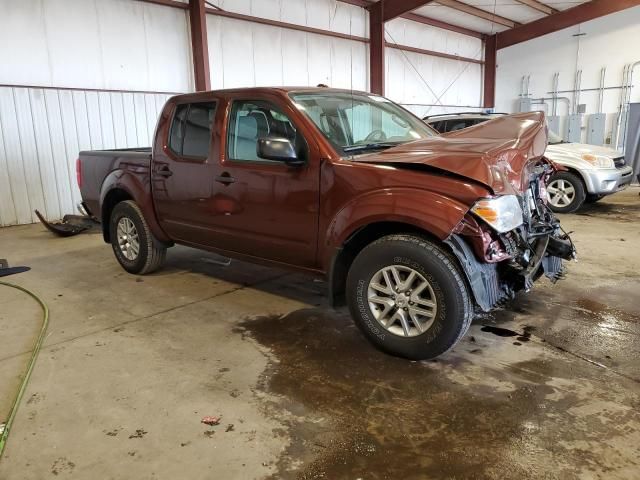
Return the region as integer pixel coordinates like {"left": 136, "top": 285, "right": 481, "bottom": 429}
{"left": 471, "top": 195, "right": 524, "bottom": 233}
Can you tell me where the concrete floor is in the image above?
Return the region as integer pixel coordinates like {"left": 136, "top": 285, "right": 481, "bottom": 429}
{"left": 0, "top": 188, "right": 639, "bottom": 479}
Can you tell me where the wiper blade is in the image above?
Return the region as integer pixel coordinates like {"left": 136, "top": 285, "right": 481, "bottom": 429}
{"left": 343, "top": 142, "right": 398, "bottom": 153}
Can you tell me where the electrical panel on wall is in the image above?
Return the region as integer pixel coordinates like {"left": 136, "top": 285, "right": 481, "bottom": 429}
{"left": 568, "top": 114, "right": 583, "bottom": 143}
{"left": 587, "top": 114, "right": 606, "bottom": 145}
{"left": 547, "top": 116, "right": 561, "bottom": 137}
{"left": 518, "top": 98, "right": 532, "bottom": 112}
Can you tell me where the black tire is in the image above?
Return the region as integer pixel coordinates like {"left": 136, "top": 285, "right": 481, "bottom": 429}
{"left": 547, "top": 172, "right": 586, "bottom": 213}
{"left": 585, "top": 194, "right": 605, "bottom": 204}
{"left": 346, "top": 234, "right": 472, "bottom": 360}
{"left": 109, "top": 200, "right": 166, "bottom": 274}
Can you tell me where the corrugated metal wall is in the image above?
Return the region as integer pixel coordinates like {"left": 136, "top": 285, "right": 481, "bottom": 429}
{"left": 206, "top": 0, "right": 369, "bottom": 90}
{"left": 0, "top": 86, "right": 173, "bottom": 226}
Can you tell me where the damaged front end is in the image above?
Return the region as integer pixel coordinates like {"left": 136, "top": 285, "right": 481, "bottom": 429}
{"left": 445, "top": 159, "right": 576, "bottom": 312}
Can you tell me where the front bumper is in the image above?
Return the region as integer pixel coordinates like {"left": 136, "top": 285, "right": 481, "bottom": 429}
{"left": 583, "top": 165, "right": 634, "bottom": 195}
{"left": 446, "top": 232, "right": 573, "bottom": 312}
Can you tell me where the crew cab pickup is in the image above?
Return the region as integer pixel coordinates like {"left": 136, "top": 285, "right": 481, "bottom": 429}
{"left": 78, "top": 87, "right": 575, "bottom": 360}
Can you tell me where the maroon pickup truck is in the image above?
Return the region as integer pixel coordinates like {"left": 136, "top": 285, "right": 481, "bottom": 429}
{"left": 77, "top": 87, "right": 575, "bottom": 359}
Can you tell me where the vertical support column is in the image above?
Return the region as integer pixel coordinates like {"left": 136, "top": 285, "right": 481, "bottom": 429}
{"left": 483, "top": 34, "right": 497, "bottom": 109}
{"left": 369, "top": 1, "right": 385, "bottom": 95}
{"left": 189, "top": 0, "right": 211, "bottom": 91}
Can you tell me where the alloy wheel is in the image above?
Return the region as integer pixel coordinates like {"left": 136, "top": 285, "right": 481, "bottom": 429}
{"left": 367, "top": 265, "right": 438, "bottom": 337}
{"left": 116, "top": 217, "right": 140, "bottom": 261}
{"left": 547, "top": 179, "right": 576, "bottom": 208}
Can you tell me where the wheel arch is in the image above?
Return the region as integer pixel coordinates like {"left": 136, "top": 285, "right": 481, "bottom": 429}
{"left": 327, "top": 221, "right": 444, "bottom": 308}
{"left": 100, "top": 170, "right": 171, "bottom": 245}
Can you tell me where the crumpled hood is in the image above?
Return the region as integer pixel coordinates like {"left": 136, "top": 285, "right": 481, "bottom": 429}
{"left": 357, "top": 111, "right": 548, "bottom": 194}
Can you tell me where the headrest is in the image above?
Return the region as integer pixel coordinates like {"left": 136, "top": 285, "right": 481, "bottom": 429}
{"left": 237, "top": 115, "right": 258, "bottom": 139}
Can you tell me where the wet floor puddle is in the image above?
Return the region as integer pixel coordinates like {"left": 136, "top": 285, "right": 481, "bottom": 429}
{"left": 237, "top": 306, "right": 640, "bottom": 479}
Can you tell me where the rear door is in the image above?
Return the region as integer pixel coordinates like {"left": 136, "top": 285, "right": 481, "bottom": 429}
{"left": 152, "top": 97, "right": 220, "bottom": 241}
{"left": 201, "top": 93, "right": 321, "bottom": 268}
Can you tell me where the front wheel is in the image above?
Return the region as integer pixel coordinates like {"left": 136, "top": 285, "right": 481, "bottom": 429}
{"left": 110, "top": 200, "right": 166, "bottom": 274}
{"left": 547, "top": 172, "right": 586, "bottom": 213}
{"left": 346, "top": 235, "right": 472, "bottom": 360}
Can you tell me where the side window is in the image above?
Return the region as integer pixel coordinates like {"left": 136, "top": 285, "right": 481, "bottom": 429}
{"left": 430, "top": 120, "right": 445, "bottom": 133}
{"left": 448, "top": 120, "right": 469, "bottom": 132}
{"left": 169, "top": 104, "right": 188, "bottom": 154}
{"left": 168, "top": 101, "right": 216, "bottom": 159}
{"left": 227, "top": 100, "right": 299, "bottom": 162}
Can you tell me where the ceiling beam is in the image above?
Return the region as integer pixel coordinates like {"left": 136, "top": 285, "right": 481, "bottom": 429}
{"left": 378, "top": 0, "right": 437, "bottom": 22}
{"left": 514, "top": 0, "right": 557, "bottom": 15}
{"left": 436, "top": 0, "right": 519, "bottom": 28}
{"left": 497, "top": 0, "right": 640, "bottom": 49}
{"left": 338, "top": 0, "right": 485, "bottom": 39}
{"left": 401, "top": 11, "right": 485, "bottom": 38}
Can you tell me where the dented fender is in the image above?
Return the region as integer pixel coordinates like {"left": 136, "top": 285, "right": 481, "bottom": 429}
{"left": 322, "top": 187, "right": 470, "bottom": 269}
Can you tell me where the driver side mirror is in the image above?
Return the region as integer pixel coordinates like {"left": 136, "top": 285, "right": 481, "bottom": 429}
{"left": 257, "top": 137, "right": 305, "bottom": 166}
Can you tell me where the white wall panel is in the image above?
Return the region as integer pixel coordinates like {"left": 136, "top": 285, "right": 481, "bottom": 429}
{"left": 206, "top": 16, "right": 368, "bottom": 90}
{"left": 0, "top": 86, "right": 170, "bottom": 226}
{"left": 0, "top": 0, "right": 192, "bottom": 93}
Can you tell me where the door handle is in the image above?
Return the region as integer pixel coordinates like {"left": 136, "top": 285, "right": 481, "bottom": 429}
{"left": 156, "top": 165, "right": 173, "bottom": 177}
{"left": 215, "top": 172, "right": 236, "bottom": 185}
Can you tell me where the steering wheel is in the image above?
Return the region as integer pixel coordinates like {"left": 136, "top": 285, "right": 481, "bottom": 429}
{"left": 364, "top": 129, "right": 387, "bottom": 142}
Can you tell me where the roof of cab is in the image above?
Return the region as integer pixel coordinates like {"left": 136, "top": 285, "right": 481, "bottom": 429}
{"left": 169, "top": 86, "right": 376, "bottom": 100}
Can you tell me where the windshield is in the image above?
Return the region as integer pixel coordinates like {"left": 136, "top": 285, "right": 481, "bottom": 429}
{"left": 290, "top": 91, "right": 435, "bottom": 156}
{"left": 548, "top": 129, "right": 564, "bottom": 145}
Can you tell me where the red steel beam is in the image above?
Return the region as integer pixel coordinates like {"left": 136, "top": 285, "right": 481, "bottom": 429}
{"left": 338, "top": 0, "right": 484, "bottom": 39}
{"left": 205, "top": 8, "right": 367, "bottom": 42}
{"left": 483, "top": 35, "right": 497, "bottom": 108}
{"left": 386, "top": 43, "right": 483, "bottom": 64}
{"left": 401, "top": 11, "right": 485, "bottom": 38}
{"left": 497, "top": 0, "right": 640, "bottom": 49}
{"left": 514, "top": 0, "right": 557, "bottom": 15}
{"left": 436, "top": 0, "right": 519, "bottom": 28}
{"left": 380, "top": 0, "right": 437, "bottom": 22}
{"left": 369, "top": 1, "right": 385, "bottom": 94}
{"left": 189, "top": 0, "right": 211, "bottom": 91}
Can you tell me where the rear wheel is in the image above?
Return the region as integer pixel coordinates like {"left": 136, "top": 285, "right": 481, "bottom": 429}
{"left": 547, "top": 172, "right": 586, "bottom": 213}
{"left": 346, "top": 234, "right": 472, "bottom": 360}
{"left": 110, "top": 200, "right": 166, "bottom": 274}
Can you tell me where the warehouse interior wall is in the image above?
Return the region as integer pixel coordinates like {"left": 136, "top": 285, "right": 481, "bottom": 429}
{"left": 0, "top": 0, "right": 483, "bottom": 227}
{"left": 206, "top": 0, "right": 483, "bottom": 117}
{"left": 0, "top": 0, "right": 191, "bottom": 227}
{"left": 495, "top": 6, "right": 640, "bottom": 147}
{"left": 384, "top": 17, "right": 483, "bottom": 118}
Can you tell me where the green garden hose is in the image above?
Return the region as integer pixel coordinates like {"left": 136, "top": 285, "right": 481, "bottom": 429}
{"left": 0, "top": 281, "right": 49, "bottom": 459}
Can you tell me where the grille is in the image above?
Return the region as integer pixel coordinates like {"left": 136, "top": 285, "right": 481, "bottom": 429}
{"left": 613, "top": 156, "right": 626, "bottom": 168}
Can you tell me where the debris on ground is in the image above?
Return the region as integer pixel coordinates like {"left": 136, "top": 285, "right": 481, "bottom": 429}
{"left": 203, "top": 430, "right": 215, "bottom": 438}
{"left": 0, "top": 259, "right": 30, "bottom": 278}
{"left": 225, "top": 424, "right": 235, "bottom": 432}
{"left": 128, "top": 429, "right": 147, "bottom": 439}
{"left": 201, "top": 416, "right": 221, "bottom": 426}
{"left": 35, "top": 209, "right": 98, "bottom": 237}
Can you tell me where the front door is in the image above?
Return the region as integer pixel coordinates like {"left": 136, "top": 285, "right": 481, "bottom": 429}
{"left": 202, "top": 96, "right": 320, "bottom": 268}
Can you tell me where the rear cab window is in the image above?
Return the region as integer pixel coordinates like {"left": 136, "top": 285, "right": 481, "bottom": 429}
{"left": 169, "top": 101, "right": 217, "bottom": 160}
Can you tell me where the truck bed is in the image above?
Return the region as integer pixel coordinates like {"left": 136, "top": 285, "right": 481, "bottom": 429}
{"left": 78, "top": 147, "right": 152, "bottom": 220}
